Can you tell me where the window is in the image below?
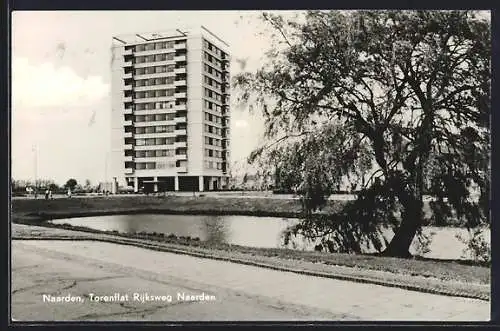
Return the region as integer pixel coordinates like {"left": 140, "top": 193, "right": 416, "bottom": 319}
{"left": 136, "top": 139, "right": 145, "bottom": 146}
{"left": 208, "top": 149, "right": 213, "bottom": 157}
{"left": 136, "top": 127, "right": 145, "bottom": 134}
{"left": 136, "top": 151, "right": 146, "bottom": 158}
{"left": 145, "top": 150, "right": 155, "bottom": 157}
{"left": 209, "top": 137, "right": 213, "bottom": 145}
{"left": 136, "top": 163, "right": 146, "bottom": 170}
{"left": 146, "top": 162, "right": 155, "bottom": 169}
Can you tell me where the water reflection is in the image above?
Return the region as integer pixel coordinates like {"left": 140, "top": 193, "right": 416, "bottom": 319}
{"left": 49, "top": 214, "right": 489, "bottom": 260}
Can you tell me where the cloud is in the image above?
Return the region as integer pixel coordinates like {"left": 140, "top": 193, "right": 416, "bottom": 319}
{"left": 12, "top": 57, "right": 109, "bottom": 110}
{"left": 234, "top": 120, "right": 249, "bottom": 128}
{"left": 11, "top": 57, "right": 111, "bottom": 184}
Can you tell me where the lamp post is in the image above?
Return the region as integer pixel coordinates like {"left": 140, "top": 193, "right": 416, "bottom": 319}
{"left": 104, "top": 152, "right": 110, "bottom": 194}
{"left": 32, "top": 145, "right": 38, "bottom": 199}
{"left": 104, "top": 151, "right": 113, "bottom": 194}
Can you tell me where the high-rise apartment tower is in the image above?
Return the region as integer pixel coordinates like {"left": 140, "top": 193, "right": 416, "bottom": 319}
{"left": 110, "top": 26, "right": 231, "bottom": 192}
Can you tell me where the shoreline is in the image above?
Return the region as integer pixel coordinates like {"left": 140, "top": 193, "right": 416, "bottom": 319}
{"left": 12, "top": 195, "right": 473, "bottom": 228}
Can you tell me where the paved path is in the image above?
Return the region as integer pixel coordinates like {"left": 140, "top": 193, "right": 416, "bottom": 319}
{"left": 12, "top": 240, "right": 489, "bottom": 322}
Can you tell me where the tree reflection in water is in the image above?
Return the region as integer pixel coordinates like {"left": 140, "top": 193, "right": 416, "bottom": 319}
{"left": 201, "top": 215, "right": 230, "bottom": 244}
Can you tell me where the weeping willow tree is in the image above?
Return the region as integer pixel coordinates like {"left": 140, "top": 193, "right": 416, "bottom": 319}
{"left": 234, "top": 10, "right": 490, "bottom": 257}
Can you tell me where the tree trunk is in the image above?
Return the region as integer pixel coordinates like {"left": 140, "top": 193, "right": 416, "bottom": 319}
{"left": 382, "top": 211, "right": 420, "bottom": 258}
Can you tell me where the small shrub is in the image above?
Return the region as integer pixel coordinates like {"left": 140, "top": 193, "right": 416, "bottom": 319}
{"left": 413, "top": 228, "right": 435, "bottom": 256}
{"left": 456, "top": 227, "right": 491, "bottom": 264}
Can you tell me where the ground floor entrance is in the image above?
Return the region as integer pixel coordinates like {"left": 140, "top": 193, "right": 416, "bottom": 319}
{"left": 125, "top": 176, "right": 227, "bottom": 193}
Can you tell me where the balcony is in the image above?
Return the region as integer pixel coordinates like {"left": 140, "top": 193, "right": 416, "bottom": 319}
{"left": 174, "top": 43, "right": 187, "bottom": 50}
{"left": 124, "top": 107, "right": 133, "bottom": 114}
{"left": 134, "top": 96, "right": 175, "bottom": 103}
{"left": 125, "top": 168, "right": 134, "bottom": 174}
{"left": 123, "top": 96, "right": 133, "bottom": 103}
{"left": 124, "top": 48, "right": 133, "bottom": 55}
{"left": 175, "top": 154, "right": 187, "bottom": 161}
{"left": 174, "top": 141, "right": 187, "bottom": 148}
{"left": 134, "top": 72, "right": 175, "bottom": 80}
{"left": 122, "top": 61, "right": 133, "bottom": 67}
{"left": 175, "top": 92, "right": 187, "bottom": 99}
{"left": 176, "top": 166, "right": 188, "bottom": 173}
{"left": 174, "top": 79, "right": 187, "bottom": 86}
{"left": 174, "top": 55, "right": 187, "bottom": 62}
{"left": 174, "top": 104, "right": 187, "bottom": 111}
{"left": 174, "top": 67, "right": 186, "bottom": 74}
{"left": 174, "top": 116, "right": 187, "bottom": 124}
{"left": 134, "top": 109, "right": 176, "bottom": 116}
{"left": 175, "top": 129, "right": 187, "bottom": 135}
{"left": 135, "top": 120, "right": 174, "bottom": 127}
{"left": 123, "top": 72, "right": 133, "bottom": 79}
{"left": 124, "top": 144, "right": 133, "bottom": 150}
{"left": 123, "top": 120, "right": 133, "bottom": 126}
{"left": 134, "top": 84, "right": 172, "bottom": 92}
{"left": 124, "top": 155, "right": 133, "bottom": 162}
{"left": 134, "top": 48, "right": 175, "bottom": 57}
{"left": 134, "top": 132, "right": 176, "bottom": 139}
{"left": 124, "top": 131, "right": 133, "bottom": 138}
{"left": 134, "top": 60, "right": 175, "bottom": 69}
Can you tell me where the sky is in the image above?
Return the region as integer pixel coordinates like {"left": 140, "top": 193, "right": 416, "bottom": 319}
{"left": 12, "top": 10, "right": 490, "bottom": 186}
{"left": 11, "top": 10, "right": 303, "bottom": 185}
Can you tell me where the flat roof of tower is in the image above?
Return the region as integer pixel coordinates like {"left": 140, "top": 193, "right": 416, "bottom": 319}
{"left": 112, "top": 25, "right": 229, "bottom": 48}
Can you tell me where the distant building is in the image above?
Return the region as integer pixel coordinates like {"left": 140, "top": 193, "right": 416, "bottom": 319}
{"left": 110, "top": 26, "right": 231, "bottom": 193}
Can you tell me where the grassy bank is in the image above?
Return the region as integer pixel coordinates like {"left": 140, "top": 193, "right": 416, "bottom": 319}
{"left": 12, "top": 195, "right": 343, "bottom": 221}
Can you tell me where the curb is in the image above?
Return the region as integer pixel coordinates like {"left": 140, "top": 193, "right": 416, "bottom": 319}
{"left": 13, "top": 235, "right": 490, "bottom": 302}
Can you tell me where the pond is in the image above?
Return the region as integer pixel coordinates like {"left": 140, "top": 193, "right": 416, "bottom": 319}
{"left": 49, "top": 214, "right": 490, "bottom": 260}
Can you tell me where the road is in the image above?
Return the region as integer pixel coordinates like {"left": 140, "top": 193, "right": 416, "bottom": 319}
{"left": 11, "top": 240, "right": 489, "bottom": 322}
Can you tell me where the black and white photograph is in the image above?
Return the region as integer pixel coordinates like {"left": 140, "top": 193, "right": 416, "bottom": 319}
{"left": 10, "top": 9, "right": 491, "bottom": 322}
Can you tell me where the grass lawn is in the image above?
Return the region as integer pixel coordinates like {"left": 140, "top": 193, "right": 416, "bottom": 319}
{"left": 11, "top": 195, "right": 490, "bottom": 288}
